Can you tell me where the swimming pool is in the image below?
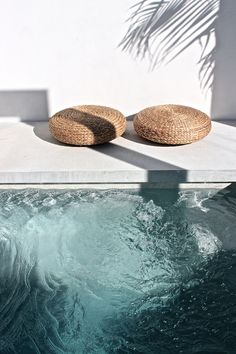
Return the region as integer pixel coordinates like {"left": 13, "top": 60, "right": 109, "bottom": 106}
{"left": 0, "top": 187, "right": 236, "bottom": 354}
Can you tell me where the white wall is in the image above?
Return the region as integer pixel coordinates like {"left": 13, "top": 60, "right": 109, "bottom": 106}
{"left": 0, "top": 0, "right": 228, "bottom": 119}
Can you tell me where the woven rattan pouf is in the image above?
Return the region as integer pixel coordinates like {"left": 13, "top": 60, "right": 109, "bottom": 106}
{"left": 49, "top": 105, "right": 126, "bottom": 145}
{"left": 133, "top": 104, "right": 211, "bottom": 145}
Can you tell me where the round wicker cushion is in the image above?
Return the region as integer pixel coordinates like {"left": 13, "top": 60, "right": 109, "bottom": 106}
{"left": 49, "top": 105, "right": 126, "bottom": 145}
{"left": 134, "top": 105, "right": 211, "bottom": 145}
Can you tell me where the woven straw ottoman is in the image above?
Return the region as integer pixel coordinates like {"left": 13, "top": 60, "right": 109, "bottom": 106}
{"left": 133, "top": 104, "right": 211, "bottom": 145}
{"left": 49, "top": 105, "right": 126, "bottom": 145}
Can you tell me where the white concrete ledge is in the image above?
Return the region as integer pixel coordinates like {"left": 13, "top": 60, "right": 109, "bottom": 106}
{"left": 0, "top": 183, "right": 232, "bottom": 190}
{"left": 0, "top": 120, "right": 235, "bottom": 184}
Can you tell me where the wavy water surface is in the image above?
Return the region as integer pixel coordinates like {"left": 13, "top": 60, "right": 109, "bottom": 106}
{"left": 0, "top": 188, "right": 236, "bottom": 353}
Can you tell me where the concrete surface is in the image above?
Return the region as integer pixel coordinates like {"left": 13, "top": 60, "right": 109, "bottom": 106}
{"left": 0, "top": 183, "right": 232, "bottom": 190}
{"left": 0, "top": 120, "right": 235, "bottom": 184}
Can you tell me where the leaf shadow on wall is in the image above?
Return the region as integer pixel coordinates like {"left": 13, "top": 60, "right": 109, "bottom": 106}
{"left": 120, "top": 0, "right": 236, "bottom": 120}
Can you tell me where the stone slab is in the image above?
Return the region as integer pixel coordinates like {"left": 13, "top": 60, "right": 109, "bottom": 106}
{"left": 0, "top": 120, "right": 235, "bottom": 184}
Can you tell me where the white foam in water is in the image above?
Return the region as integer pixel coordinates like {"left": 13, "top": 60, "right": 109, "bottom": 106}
{"left": 191, "top": 224, "right": 222, "bottom": 256}
{"left": 177, "top": 190, "right": 216, "bottom": 212}
{"left": 135, "top": 200, "right": 165, "bottom": 231}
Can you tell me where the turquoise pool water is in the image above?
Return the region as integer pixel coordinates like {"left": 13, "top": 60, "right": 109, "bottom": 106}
{"left": 0, "top": 187, "right": 236, "bottom": 354}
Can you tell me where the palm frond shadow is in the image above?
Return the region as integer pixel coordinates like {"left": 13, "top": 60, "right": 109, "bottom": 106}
{"left": 120, "top": 0, "right": 220, "bottom": 93}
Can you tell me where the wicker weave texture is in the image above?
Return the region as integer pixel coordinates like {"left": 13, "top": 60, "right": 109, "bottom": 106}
{"left": 134, "top": 105, "right": 211, "bottom": 145}
{"left": 49, "top": 105, "right": 126, "bottom": 145}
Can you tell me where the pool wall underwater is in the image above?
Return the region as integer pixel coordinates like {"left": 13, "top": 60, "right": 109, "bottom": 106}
{"left": 0, "top": 183, "right": 236, "bottom": 354}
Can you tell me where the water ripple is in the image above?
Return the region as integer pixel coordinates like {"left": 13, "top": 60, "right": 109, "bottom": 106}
{"left": 0, "top": 188, "right": 235, "bottom": 353}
